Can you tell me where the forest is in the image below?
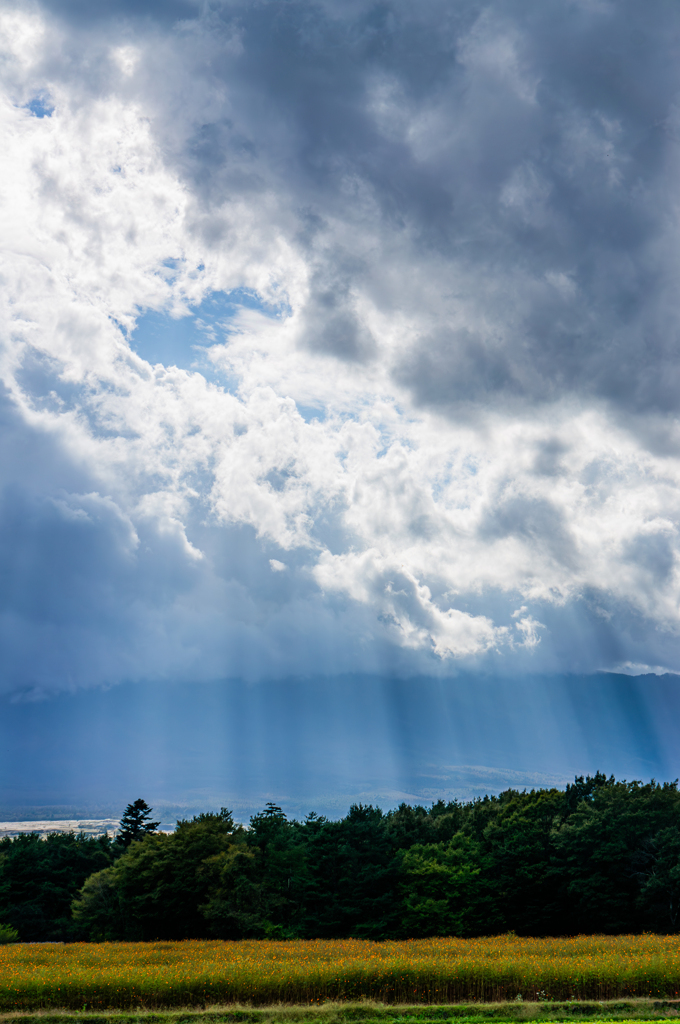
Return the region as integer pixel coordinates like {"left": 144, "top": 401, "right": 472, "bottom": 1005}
{"left": 2, "top": 773, "right": 680, "bottom": 943}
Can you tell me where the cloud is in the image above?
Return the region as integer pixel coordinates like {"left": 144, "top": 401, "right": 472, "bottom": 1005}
{"left": 1, "top": 0, "right": 680, "bottom": 695}
{"left": 38, "top": 0, "right": 199, "bottom": 26}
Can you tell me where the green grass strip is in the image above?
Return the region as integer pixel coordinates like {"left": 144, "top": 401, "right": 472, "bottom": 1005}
{"left": 3, "top": 1001, "right": 680, "bottom": 1024}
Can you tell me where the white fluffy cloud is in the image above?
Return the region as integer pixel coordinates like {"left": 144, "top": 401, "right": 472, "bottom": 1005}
{"left": 1, "top": 0, "right": 680, "bottom": 695}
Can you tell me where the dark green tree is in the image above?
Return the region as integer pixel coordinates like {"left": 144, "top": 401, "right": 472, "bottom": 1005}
{"left": 473, "top": 787, "right": 569, "bottom": 934}
{"left": 635, "top": 825, "right": 680, "bottom": 931}
{"left": 115, "top": 799, "right": 161, "bottom": 849}
{"left": 0, "top": 831, "right": 113, "bottom": 941}
{"left": 385, "top": 801, "right": 463, "bottom": 849}
{"left": 552, "top": 778, "right": 680, "bottom": 933}
{"left": 73, "top": 809, "right": 243, "bottom": 940}
{"left": 10, "top": 774, "right": 680, "bottom": 943}
{"left": 202, "top": 805, "right": 303, "bottom": 938}
{"left": 399, "top": 832, "right": 500, "bottom": 936}
{"left": 301, "top": 803, "right": 399, "bottom": 938}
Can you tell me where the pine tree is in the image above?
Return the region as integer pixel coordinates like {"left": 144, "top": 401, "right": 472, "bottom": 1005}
{"left": 116, "top": 799, "right": 161, "bottom": 848}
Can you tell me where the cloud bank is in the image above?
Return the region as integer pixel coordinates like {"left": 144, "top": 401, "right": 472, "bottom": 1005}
{"left": 2, "top": 0, "right": 680, "bottom": 695}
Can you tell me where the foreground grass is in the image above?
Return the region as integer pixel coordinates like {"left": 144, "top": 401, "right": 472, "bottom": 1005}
{"left": 3, "top": 1001, "right": 680, "bottom": 1023}
{"left": 4, "top": 937, "right": 680, "bottom": 1010}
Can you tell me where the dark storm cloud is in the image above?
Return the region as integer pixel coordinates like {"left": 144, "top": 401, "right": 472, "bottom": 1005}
{"left": 38, "top": 0, "right": 199, "bottom": 26}
{"left": 478, "top": 493, "right": 578, "bottom": 571}
{"left": 394, "top": 328, "right": 520, "bottom": 410}
{"left": 32, "top": 0, "right": 680, "bottom": 413}
{"left": 146, "top": 0, "right": 679, "bottom": 415}
{"left": 5, "top": 0, "right": 680, "bottom": 696}
{"left": 299, "top": 263, "right": 377, "bottom": 361}
{"left": 0, "top": 393, "right": 440, "bottom": 697}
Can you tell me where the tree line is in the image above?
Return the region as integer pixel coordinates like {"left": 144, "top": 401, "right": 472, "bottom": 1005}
{"left": 2, "top": 774, "right": 680, "bottom": 942}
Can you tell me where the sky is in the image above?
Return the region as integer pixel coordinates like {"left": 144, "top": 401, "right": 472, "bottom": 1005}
{"left": 2, "top": 0, "right": 680, "bottom": 817}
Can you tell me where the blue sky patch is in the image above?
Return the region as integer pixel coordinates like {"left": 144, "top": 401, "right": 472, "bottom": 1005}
{"left": 130, "top": 289, "right": 284, "bottom": 377}
{"left": 26, "top": 95, "right": 54, "bottom": 118}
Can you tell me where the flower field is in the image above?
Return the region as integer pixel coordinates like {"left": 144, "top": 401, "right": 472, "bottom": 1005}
{"left": 2, "top": 934, "right": 680, "bottom": 1010}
